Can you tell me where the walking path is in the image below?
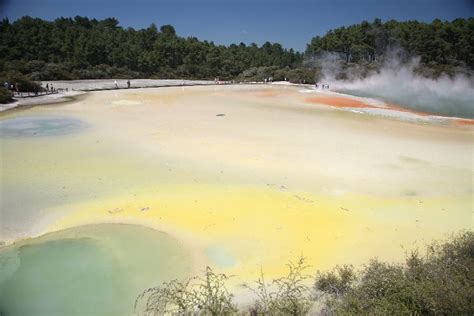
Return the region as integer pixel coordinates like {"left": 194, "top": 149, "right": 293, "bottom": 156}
{"left": 0, "top": 79, "right": 216, "bottom": 113}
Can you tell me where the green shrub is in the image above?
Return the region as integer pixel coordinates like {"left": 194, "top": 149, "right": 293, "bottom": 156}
{"left": 315, "top": 231, "right": 474, "bottom": 315}
{"left": 0, "top": 72, "right": 42, "bottom": 92}
{"left": 246, "top": 257, "right": 314, "bottom": 316}
{"left": 135, "top": 266, "right": 237, "bottom": 315}
{"left": 135, "top": 232, "right": 473, "bottom": 315}
{"left": 0, "top": 87, "right": 13, "bottom": 103}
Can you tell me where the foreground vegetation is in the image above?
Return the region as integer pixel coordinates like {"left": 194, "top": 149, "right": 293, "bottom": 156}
{"left": 136, "top": 231, "right": 473, "bottom": 315}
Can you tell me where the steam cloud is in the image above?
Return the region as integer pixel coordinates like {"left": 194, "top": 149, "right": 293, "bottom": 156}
{"left": 314, "top": 53, "right": 474, "bottom": 119}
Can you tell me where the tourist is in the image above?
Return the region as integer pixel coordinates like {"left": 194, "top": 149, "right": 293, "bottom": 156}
{"left": 127, "top": 80, "right": 130, "bottom": 88}
{"left": 114, "top": 80, "right": 118, "bottom": 89}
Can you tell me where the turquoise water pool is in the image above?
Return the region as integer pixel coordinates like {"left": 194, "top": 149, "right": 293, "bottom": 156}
{"left": 0, "top": 224, "right": 192, "bottom": 316}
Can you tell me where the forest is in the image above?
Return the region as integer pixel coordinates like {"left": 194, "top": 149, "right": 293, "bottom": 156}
{"left": 305, "top": 17, "right": 474, "bottom": 79}
{"left": 0, "top": 16, "right": 472, "bottom": 86}
{"left": 0, "top": 16, "right": 302, "bottom": 81}
{"left": 306, "top": 18, "right": 473, "bottom": 67}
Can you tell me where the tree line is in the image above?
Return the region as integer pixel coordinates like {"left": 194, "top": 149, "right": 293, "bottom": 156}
{"left": 305, "top": 18, "right": 474, "bottom": 79}
{"left": 0, "top": 16, "right": 472, "bottom": 93}
{"left": 0, "top": 16, "right": 302, "bottom": 81}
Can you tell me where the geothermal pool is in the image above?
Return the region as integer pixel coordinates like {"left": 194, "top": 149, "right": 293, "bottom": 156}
{"left": 0, "top": 84, "right": 473, "bottom": 314}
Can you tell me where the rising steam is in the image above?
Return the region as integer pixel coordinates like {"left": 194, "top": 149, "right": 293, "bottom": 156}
{"left": 312, "top": 52, "right": 474, "bottom": 119}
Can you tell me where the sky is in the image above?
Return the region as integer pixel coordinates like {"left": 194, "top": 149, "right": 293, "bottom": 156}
{"left": 1, "top": 0, "right": 472, "bottom": 52}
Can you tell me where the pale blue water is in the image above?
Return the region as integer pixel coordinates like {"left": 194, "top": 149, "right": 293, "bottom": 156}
{"left": 336, "top": 89, "right": 474, "bottom": 119}
{"left": 205, "top": 245, "right": 236, "bottom": 268}
{"left": 0, "top": 116, "right": 85, "bottom": 137}
{"left": 0, "top": 224, "right": 192, "bottom": 316}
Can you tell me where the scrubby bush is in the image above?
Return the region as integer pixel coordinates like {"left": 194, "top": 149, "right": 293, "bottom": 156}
{"left": 135, "top": 267, "right": 237, "bottom": 315}
{"left": 314, "top": 265, "right": 356, "bottom": 299}
{"left": 0, "top": 72, "right": 42, "bottom": 92}
{"left": 315, "top": 231, "right": 474, "bottom": 315}
{"left": 0, "top": 87, "right": 13, "bottom": 103}
{"left": 245, "top": 257, "right": 314, "bottom": 315}
{"left": 135, "top": 232, "right": 473, "bottom": 315}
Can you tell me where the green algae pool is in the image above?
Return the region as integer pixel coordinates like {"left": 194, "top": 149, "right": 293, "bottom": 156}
{"left": 0, "top": 224, "right": 192, "bottom": 316}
